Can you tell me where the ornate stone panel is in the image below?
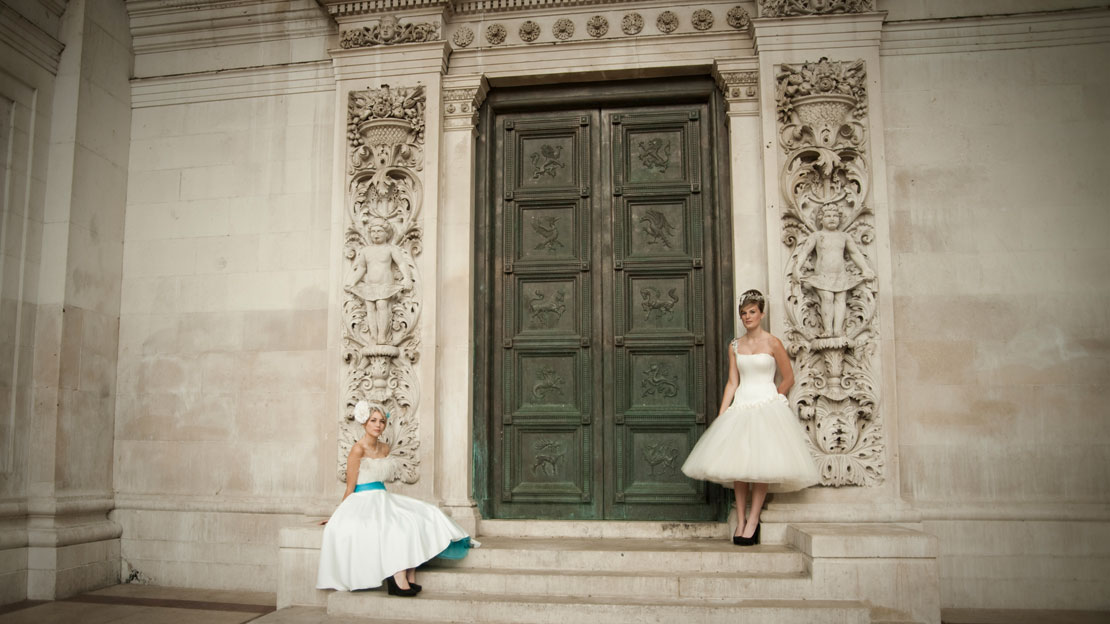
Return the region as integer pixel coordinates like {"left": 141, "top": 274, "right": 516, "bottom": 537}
{"left": 340, "top": 15, "right": 440, "bottom": 48}
{"left": 775, "top": 58, "right": 883, "bottom": 486}
{"left": 339, "top": 85, "right": 427, "bottom": 483}
{"left": 758, "top": 0, "right": 874, "bottom": 17}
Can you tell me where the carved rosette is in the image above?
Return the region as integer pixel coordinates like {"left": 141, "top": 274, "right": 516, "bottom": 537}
{"left": 486, "top": 23, "right": 507, "bottom": 45}
{"left": 691, "top": 9, "right": 714, "bottom": 30}
{"left": 453, "top": 27, "right": 474, "bottom": 47}
{"left": 553, "top": 18, "right": 574, "bottom": 40}
{"left": 340, "top": 85, "right": 427, "bottom": 484}
{"left": 759, "top": 0, "right": 874, "bottom": 17}
{"left": 727, "top": 6, "right": 752, "bottom": 29}
{"left": 622, "top": 12, "right": 644, "bottom": 34}
{"left": 656, "top": 11, "right": 678, "bottom": 33}
{"left": 775, "top": 58, "right": 883, "bottom": 487}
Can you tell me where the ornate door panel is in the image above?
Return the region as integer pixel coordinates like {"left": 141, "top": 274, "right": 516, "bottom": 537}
{"left": 491, "top": 103, "right": 717, "bottom": 521}
{"left": 493, "top": 110, "right": 602, "bottom": 519}
{"left": 604, "top": 109, "right": 712, "bottom": 520}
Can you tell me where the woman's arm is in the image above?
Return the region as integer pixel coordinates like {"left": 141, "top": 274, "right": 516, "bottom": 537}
{"left": 771, "top": 336, "right": 794, "bottom": 396}
{"left": 341, "top": 443, "right": 363, "bottom": 502}
{"left": 717, "top": 341, "right": 740, "bottom": 417}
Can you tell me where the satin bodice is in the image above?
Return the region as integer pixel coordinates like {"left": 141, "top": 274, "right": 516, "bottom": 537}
{"left": 731, "top": 350, "right": 780, "bottom": 407}
{"left": 357, "top": 456, "right": 396, "bottom": 485}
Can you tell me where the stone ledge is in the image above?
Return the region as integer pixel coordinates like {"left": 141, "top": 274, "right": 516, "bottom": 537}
{"left": 788, "top": 523, "right": 938, "bottom": 559}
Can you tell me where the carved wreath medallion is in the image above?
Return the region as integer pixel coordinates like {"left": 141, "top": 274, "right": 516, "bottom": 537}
{"left": 622, "top": 12, "right": 644, "bottom": 35}
{"left": 340, "top": 85, "right": 428, "bottom": 484}
{"left": 774, "top": 58, "right": 883, "bottom": 487}
{"left": 486, "top": 23, "right": 507, "bottom": 45}
{"left": 691, "top": 9, "right": 714, "bottom": 30}
{"left": 587, "top": 15, "right": 608, "bottom": 38}
{"left": 727, "top": 6, "right": 752, "bottom": 29}
{"left": 657, "top": 11, "right": 678, "bottom": 33}
{"left": 519, "top": 20, "right": 541, "bottom": 42}
{"left": 453, "top": 26, "right": 474, "bottom": 47}
{"left": 553, "top": 18, "right": 575, "bottom": 40}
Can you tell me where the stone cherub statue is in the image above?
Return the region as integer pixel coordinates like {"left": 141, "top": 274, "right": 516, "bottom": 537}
{"left": 795, "top": 201, "right": 875, "bottom": 338}
{"left": 345, "top": 217, "right": 414, "bottom": 345}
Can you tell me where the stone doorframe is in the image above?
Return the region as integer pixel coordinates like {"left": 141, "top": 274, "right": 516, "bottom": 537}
{"left": 327, "top": 8, "right": 903, "bottom": 534}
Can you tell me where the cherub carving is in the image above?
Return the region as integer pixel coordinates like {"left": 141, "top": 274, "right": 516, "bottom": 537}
{"left": 795, "top": 202, "right": 875, "bottom": 337}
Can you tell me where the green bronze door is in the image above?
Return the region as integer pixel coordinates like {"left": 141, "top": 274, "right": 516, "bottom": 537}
{"left": 490, "top": 102, "right": 719, "bottom": 520}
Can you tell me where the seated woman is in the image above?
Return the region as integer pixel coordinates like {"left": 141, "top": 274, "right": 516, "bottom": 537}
{"left": 316, "top": 401, "right": 473, "bottom": 597}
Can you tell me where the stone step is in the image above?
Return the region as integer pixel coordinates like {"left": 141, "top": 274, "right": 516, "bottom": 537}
{"left": 428, "top": 536, "right": 808, "bottom": 575}
{"left": 416, "top": 566, "right": 810, "bottom": 600}
{"left": 328, "top": 590, "right": 872, "bottom": 624}
{"left": 478, "top": 519, "right": 732, "bottom": 540}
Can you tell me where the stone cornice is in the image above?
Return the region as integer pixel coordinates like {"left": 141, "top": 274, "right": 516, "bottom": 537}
{"left": 881, "top": 7, "right": 1110, "bottom": 56}
{"left": 752, "top": 11, "right": 884, "bottom": 54}
{"left": 127, "top": 0, "right": 335, "bottom": 55}
{"left": 0, "top": 3, "right": 65, "bottom": 75}
{"left": 131, "top": 60, "right": 335, "bottom": 107}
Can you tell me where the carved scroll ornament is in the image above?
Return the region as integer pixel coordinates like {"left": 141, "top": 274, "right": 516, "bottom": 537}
{"left": 759, "top": 0, "right": 874, "bottom": 17}
{"left": 340, "top": 85, "right": 427, "bottom": 484}
{"left": 776, "top": 58, "right": 883, "bottom": 487}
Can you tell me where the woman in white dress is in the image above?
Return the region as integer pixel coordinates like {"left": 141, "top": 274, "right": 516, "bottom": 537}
{"left": 316, "top": 402, "right": 473, "bottom": 596}
{"left": 681, "top": 289, "right": 819, "bottom": 545}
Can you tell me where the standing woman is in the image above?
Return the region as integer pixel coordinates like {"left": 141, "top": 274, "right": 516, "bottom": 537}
{"left": 681, "top": 289, "right": 819, "bottom": 545}
{"left": 317, "top": 401, "right": 474, "bottom": 596}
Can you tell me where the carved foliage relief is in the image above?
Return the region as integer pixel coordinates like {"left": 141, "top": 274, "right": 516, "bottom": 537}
{"left": 340, "top": 85, "right": 427, "bottom": 483}
{"left": 775, "top": 58, "right": 883, "bottom": 487}
{"left": 759, "top": 0, "right": 874, "bottom": 17}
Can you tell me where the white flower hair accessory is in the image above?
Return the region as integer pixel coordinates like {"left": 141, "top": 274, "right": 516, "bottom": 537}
{"left": 353, "top": 400, "right": 371, "bottom": 424}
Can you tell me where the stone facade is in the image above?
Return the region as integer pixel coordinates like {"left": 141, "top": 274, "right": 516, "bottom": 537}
{"left": 0, "top": 0, "right": 1106, "bottom": 613}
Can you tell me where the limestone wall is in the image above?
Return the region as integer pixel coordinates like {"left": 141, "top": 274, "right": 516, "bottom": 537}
{"left": 111, "top": 1, "right": 338, "bottom": 591}
{"left": 882, "top": 22, "right": 1110, "bottom": 609}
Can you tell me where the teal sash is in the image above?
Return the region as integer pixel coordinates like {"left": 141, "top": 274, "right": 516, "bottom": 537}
{"left": 353, "top": 481, "right": 385, "bottom": 492}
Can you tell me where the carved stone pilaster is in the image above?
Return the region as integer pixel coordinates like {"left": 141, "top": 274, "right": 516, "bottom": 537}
{"left": 442, "top": 76, "right": 489, "bottom": 131}
{"left": 774, "top": 57, "right": 883, "bottom": 487}
{"left": 758, "top": 0, "right": 874, "bottom": 17}
{"left": 339, "top": 85, "right": 427, "bottom": 484}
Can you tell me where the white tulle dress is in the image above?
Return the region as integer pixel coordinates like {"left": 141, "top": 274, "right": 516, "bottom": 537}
{"left": 316, "top": 455, "right": 472, "bottom": 591}
{"left": 681, "top": 348, "right": 819, "bottom": 493}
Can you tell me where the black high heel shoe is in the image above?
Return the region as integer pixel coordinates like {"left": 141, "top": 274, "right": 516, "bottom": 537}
{"left": 386, "top": 576, "right": 418, "bottom": 597}
{"left": 734, "top": 522, "right": 761, "bottom": 546}
{"left": 409, "top": 582, "right": 422, "bottom": 593}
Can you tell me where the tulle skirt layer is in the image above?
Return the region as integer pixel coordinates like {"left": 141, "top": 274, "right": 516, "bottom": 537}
{"left": 316, "top": 490, "right": 470, "bottom": 591}
{"left": 681, "top": 394, "right": 819, "bottom": 493}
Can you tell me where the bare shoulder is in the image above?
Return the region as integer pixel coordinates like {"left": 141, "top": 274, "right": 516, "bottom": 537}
{"left": 347, "top": 440, "right": 366, "bottom": 461}
{"left": 768, "top": 335, "right": 788, "bottom": 355}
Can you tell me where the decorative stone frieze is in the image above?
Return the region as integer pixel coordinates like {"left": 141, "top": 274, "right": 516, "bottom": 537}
{"left": 774, "top": 58, "right": 883, "bottom": 487}
{"left": 727, "top": 6, "right": 752, "bottom": 30}
{"left": 340, "top": 85, "right": 428, "bottom": 484}
{"left": 453, "top": 26, "right": 475, "bottom": 47}
{"left": 657, "top": 11, "right": 679, "bottom": 33}
{"left": 758, "top": 0, "right": 874, "bottom": 17}
{"left": 715, "top": 70, "right": 759, "bottom": 102}
{"left": 587, "top": 15, "right": 609, "bottom": 37}
{"left": 520, "top": 20, "right": 541, "bottom": 42}
{"left": 553, "top": 18, "right": 575, "bottom": 40}
{"left": 339, "top": 15, "right": 440, "bottom": 48}
{"left": 622, "top": 12, "right": 644, "bottom": 35}
{"left": 486, "top": 23, "right": 507, "bottom": 45}
{"left": 692, "top": 9, "right": 714, "bottom": 30}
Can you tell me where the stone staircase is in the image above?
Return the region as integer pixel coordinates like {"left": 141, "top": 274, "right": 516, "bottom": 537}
{"left": 278, "top": 520, "right": 939, "bottom": 624}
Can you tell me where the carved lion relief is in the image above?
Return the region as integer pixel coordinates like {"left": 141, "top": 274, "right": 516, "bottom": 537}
{"left": 339, "top": 85, "right": 427, "bottom": 484}
{"left": 775, "top": 58, "right": 884, "bottom": 486}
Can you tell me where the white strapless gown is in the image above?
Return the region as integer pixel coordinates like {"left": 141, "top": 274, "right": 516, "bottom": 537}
{"left": 681, "top": 351, "right": 819, "bottom": 493}
{"left": 316, "top": 456, "right": 472, "bottom": 591}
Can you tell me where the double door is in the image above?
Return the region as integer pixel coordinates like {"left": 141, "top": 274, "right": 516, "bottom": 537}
{"left": 489, "top": 102, "right": 722, "bottom": 520}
